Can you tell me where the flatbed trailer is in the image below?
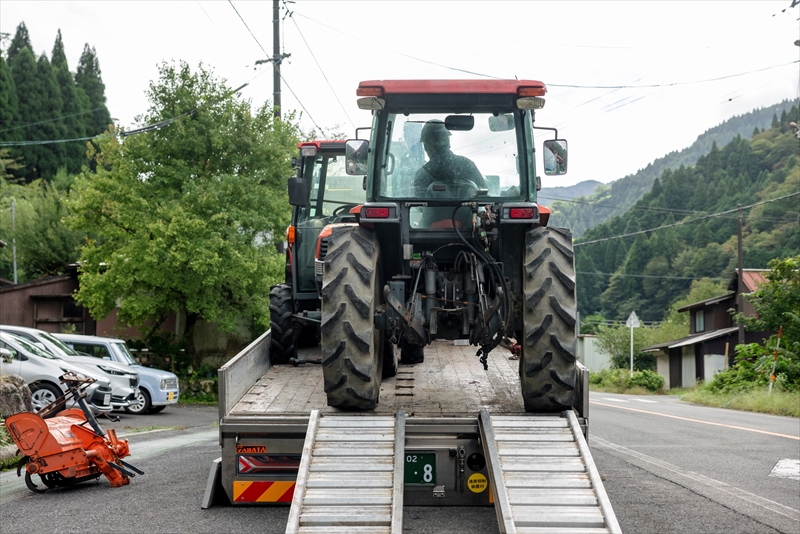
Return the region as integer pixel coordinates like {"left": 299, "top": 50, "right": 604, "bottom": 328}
{"left": 204, "top": 330, "right": 620, "bottom": 533}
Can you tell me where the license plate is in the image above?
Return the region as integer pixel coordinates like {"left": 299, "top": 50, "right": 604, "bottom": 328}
{"left": 404, "top": 452, "right": 436, "bottom": 485}
{"left": 103, "top": 393, "right": 111, "bottom": 405}
{"left": 168, "top": 392, "right": 174, "bottom": 401}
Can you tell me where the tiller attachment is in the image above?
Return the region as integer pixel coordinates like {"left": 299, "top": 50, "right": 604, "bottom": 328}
{"left": 4, "top": 372, "right": 144, "bottom": 493}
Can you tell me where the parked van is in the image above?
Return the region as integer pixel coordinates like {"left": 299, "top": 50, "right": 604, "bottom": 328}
{"left": 54, "top": 333, "right": 180, "bottom": 414}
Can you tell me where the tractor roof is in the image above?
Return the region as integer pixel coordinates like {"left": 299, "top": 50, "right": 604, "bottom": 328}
{"left": 357, "top": 79, "right": 547, "bottom": 96}
{"left": 297, "top": 140, "right": 346, "bottom": 152}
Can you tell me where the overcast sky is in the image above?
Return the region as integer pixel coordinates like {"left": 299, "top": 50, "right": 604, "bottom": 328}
{"left": 2, "top": 1, "right": 798, "bottom": 188}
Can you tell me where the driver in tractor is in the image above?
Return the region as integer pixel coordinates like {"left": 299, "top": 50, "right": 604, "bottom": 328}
{"left": 413, "top": 120, "right": 487, "bottom": 197}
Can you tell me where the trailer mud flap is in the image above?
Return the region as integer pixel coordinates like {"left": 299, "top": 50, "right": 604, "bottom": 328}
{"left": 233, "top": 480, "right": 295, "bottom": 503}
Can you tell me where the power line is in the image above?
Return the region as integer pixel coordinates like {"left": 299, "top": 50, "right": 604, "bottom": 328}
{"left": 577, "top": 271, "right": 729, "bottom": 281}
{"left": 540, "top": 194, "right": 797, "bottom": 223}
{"left": 286, "top": 11, "right": 354, "bottom": 130}
{"left": 549, "top": 60, "right": 800, "bottom": 89}
{"left": 0, "top": 83, "right": 250, "bottom": 146}
{"left": 573, "top": 192, "right": 800, "bottom": 247}
{"left": 228, "top": 0, "right": 269, "bottom": 58}
{"left": 0, "top": 106, "right": 110, "bottom": 134}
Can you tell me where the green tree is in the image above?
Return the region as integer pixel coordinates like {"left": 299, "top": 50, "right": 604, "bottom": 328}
{"left": 0, "top": 177, "right": 82, "bottom": 281}
{"left": 66, "top": 61, "right": 300, "bottom": 365}
{"left": 0, "top": 55, "right": 19, "bottom": 144}
{"left": 52, "top": 31, "right": 89, "bottom": 173}
{"left": 6, "top": 22, "right": 32, "bottom": 68}
{"left": 736, "top": 255, "right": 800, "bottom": 346}
{"left": 595, "top": 323, "right": 656, "bottom": 371}
{"left": 75, "top": 44, "right": 111, "bottom": 136}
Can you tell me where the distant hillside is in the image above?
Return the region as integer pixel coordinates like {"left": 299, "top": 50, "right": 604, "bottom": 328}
{"left": 574, "top": 105, "right": 800, "bottom": 323}
{"left": 539, "top": 180, "right": 602, "bottom": 204}
{"left": 550, "top": 98, "right": 800, "bottom": 237}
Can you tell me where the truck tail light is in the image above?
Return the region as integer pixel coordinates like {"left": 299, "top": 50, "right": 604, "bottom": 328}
{"left": 510, "top": 208, "right": 535, "bottom": 219}
{"left": 365, "top": 207, "right": 390, "bottom": 218}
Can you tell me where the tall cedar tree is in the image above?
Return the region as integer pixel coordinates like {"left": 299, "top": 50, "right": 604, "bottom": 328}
{"left": 52, "top": 30, "right": 89, "bottom": 173}
{"left": 0, "top": 56, "right": 19, "bottom": 144}
{"left": 75, "top": 44, "right": 111, "bottom": 136}
{"left": 9, "top": 47, "right": 43, "bottom": 181}
{"left": 6, "top": 22, "right": 32, "bottom": 68}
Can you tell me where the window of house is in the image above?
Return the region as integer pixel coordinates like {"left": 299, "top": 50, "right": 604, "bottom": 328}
{"left": 695, "top": 310, "right": 705, "bottom": 333}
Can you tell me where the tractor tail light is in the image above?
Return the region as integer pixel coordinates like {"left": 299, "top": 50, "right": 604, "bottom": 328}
{"left": 509, "top": 208, "right": 535, "bottom": 219}
{"left": 286, "top": 226, "right": 296, "bottom": 244}
{"left": 365, "top": 207, "right": 390, "bottom": 218}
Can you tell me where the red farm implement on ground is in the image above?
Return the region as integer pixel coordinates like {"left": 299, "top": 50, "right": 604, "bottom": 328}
{"left": 5, "top": 372, "right": 144, "bottom": 493}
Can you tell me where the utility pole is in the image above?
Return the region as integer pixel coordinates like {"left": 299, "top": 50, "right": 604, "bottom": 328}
{"left": 11, "top": 199, "right": 17, "bottom": 284}
{"left": 255, "top": 0, "right": 291, "bottom": 120}
{"left": 737, "top": 204, "right": 744, "bottom": 345}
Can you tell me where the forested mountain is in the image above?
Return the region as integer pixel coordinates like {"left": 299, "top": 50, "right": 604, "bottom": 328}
{"left": 550, "top": 99, "right": 800, "bottom": 237}
{"left": 539, "top": 180, "right": 602, "bottom": 204}
{"left": 574, "top": 107, "right": 800, "bottom": 323}
{"left": 0, "top": 23, "right": 111, "bottom": 181}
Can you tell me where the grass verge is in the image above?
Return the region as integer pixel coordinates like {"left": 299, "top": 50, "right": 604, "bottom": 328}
{"left": 680, "top": 387, "right": 800, "bottom": 417}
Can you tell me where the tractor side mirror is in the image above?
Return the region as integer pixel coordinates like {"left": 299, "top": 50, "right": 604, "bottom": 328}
{"left": 543, "top": 139, "right": 568, "bottom": 176}
{"left": 346, "top": 139, "right": 369, "bottom": 175}
{"left": 288, "top": 177, "right": 309, "bottom": 206}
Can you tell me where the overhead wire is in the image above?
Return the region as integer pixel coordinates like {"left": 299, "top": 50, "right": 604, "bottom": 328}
{"left": 0, "top": 106, "right": 110, "bottom": 134}
{"left": 573, "top": 192, "right": 800, "bottom": 247}
{"left": 284, "top": 7, "right": 354, "bottom": 130}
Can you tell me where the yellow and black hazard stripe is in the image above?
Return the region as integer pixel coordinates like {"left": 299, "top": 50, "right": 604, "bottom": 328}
{"left": 233, "top": 481, "right": 295, "bottom": 503}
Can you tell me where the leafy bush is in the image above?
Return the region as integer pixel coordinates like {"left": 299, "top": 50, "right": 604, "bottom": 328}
{"left": 628, "top": 369, "right": 665, "bottom": 392}
{"left": 610, "top": 352, "right": 657, "bottom": 372}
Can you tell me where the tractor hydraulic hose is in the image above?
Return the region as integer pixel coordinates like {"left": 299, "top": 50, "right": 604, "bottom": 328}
{"left": 451, "top": 206, "right": 510, "bottom": 327}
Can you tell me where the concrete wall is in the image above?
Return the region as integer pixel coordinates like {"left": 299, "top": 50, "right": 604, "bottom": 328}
{"left": 656, "top": 353, "right": 671, "bottom": 389}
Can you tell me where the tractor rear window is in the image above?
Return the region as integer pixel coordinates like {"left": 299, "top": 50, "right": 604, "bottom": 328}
{"left": 298, "top": 154, "right": 364, "bottom": 225}
{"left": 377, "top": 112, "right": 526, "bottom": 201}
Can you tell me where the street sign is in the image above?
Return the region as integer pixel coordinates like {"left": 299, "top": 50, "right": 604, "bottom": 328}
{"left": 626, "top": 311, "right": 641, "bottom": 328}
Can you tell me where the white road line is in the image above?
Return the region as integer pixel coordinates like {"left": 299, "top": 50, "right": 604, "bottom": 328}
{"left": 770, "top": 459, "right": 800, "bottom": 481}
{"left": 633, "top": 399, "right": 658, "bottom": 403}
{"left": 601, "top": 398, "right": 629, "bottom": 402}
{"left": 592, "top": 435, "right": 800, "bottom": 522}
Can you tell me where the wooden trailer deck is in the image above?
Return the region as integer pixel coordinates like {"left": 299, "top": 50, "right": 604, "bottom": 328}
{"left": 229, "top": 340, "right": 527, "bottom": 417}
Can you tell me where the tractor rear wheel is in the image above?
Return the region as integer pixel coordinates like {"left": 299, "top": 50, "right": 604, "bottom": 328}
{"left": 520, "top": 226, "right": 578, "bottom": 412}
{"left": 269, "top": 283, "right": 296, "bottom": 364}
{"left": 320, "top": 226, "right": 383, "bottom": 409}
{"left": 382, "top": 334, "right": 399, "bottom": 378}
{"left": 400, "top": 340, "right": 425, "bottom": 364}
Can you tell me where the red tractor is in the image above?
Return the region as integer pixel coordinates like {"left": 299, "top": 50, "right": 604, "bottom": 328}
{"left": 309, "top": 80, "right": 576, "bottom": 412}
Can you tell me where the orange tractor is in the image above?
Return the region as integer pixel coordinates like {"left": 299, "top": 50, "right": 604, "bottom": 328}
{"left": 5, "top": 372, "right": 143, "bottom": 492}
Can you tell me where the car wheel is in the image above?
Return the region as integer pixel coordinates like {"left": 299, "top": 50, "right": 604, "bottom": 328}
{"left": 29, "top": 383, "right": 63, "bottom": 417}
{"left": 125, "top": 388, "right": 152, "bottom": 415}
{"left": 149, "top": 406, "right": 166, "bottom": 413}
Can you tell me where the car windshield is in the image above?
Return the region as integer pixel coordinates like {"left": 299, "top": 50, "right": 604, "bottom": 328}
{"left": 297, "top": 153, "right": 364, "bottom": 224}
{"left": 377, "top": 112, "right": 526, "bottom": 201}
{"left": 40, "top": 332, "right": 81, "bottom": 356}
{"left": 111, "top": 342, "right": 138, "bottom": 365}
{"left": 4, "top": 334, "right": 59, "bottom": 359}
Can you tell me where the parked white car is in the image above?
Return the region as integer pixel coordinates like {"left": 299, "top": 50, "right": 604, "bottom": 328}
{"left": 0, "top": 331, "right": 114, "bottom": 415}
{"left": 0, "top": 325, "right": 139, "bottom": 409}
{"left": 54, "top": 333, "right": 180, "bottom": 415}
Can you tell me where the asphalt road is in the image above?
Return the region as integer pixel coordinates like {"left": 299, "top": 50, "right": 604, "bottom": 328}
{"left": 1, "top": 397, "right": 798, "bottom": 533}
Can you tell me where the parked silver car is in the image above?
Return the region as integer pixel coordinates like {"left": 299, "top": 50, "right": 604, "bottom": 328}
{"left": 54, "top": 333, "right": 180, "bottom": 414}
{"left": 0, "top": 331, "right": 114, "bottom": 415}
{"left": 0, "top": 325, "right": 139, "bottom": 409}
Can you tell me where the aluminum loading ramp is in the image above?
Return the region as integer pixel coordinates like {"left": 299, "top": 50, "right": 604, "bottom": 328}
{"left": 479, "top": 410, "right": 621, "bottom": 534}
{"left": 285, "top": 410, "right": 405, "bottom": 534}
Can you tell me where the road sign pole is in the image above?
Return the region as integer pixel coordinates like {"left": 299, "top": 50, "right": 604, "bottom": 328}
{"left": 625, "top": 311, "right": 640, "bottom": 378}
